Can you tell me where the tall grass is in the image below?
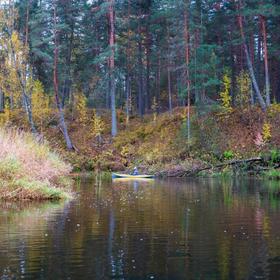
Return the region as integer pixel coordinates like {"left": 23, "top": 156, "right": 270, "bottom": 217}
{"left": 0, "top": 129, "right": 72, "bottom": 200}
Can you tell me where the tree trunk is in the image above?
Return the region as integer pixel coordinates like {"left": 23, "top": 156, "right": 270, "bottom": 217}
{"left": 9, "top": 40, "right": 37, "bottom": 134}
{"left": 125, "top": 74, "right": 130, "bottom": 125}
{"left": 145, "top": 36, "right": 151, "bottom": 111}
{"left": 167, "top": 63, "right": 172, "bottom": 114}
{"left": 167, "top": 26, "right": 172, "bottom": 114}
{"left": 184, "top": 8, "right": 191, "bottom": 143}
{"left": 108, "top": 0, "right": 117, "bottom": 136}
{"left": 156, "top": 54, "right": 161, "bottom": 114}
{"left": 53, "top": 3, "right": 73, "bottom": 150}
{"left": 0, "top": 90, "right": 4, "bottom": 113}
{"left": 137, "top": 38, "right": 144, "bottom": 117}
{"left": 62, "top": 31, "right": 74, "bottom": 107}
{"left": 125, "top": 0, "right": 131, "bottom": 124}
{"left": 61, "top": 1, "right": 75, "bottom": 108}
{"left": 11, "top": 0, "right": 37, "bottom": 134}
{"left": 259, "top": 15, "right": 271, "bottom": 106}
{"left": 236, "top": 3, "right": 266, "bottom": 111}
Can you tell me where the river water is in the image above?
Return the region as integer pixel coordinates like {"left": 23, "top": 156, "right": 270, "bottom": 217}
{"left": 1, "top": 176, "right": 280, "bottom": 279}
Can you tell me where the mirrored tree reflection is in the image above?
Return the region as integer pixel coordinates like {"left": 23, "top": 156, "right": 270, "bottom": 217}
{"left": 1, "top": 177, "right": 280, "bottom": 279}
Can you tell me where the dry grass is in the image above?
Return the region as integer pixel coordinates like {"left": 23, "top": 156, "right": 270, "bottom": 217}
{"left": 0, "top": 128, "right": 72, "bottom": 200}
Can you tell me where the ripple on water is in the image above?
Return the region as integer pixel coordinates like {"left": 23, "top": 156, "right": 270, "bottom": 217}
{"left": 1, "top": 177, "right": 280, "bottom": 279}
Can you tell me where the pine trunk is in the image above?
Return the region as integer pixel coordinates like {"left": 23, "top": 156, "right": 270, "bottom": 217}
{"left": 156, "top": 54, "right": 161, "bottom": 114}
{"left": 260, "top": 15, "right": 271, "bottom": 106}
{"left": 167, "top": 26, "right": 172, "bottom": 114}
{"left": 145, "top": 35, "right": 151, "bottom": 110}
{"left": 0, "top": 91, "right": 4, "bottom": 112}
{"left": 53, "top": 3, "right": 73, "bottom": 150}
{"left": 125, "top": 74, "right": 130, "bottom": 124}
{"left": 184, "top": 8, "right": 191, "bottom": 143}
{"left": 108, "top": 0, "right": 117, "bottom": 136}
{"left": 137, "top": 38, "right": 144, "bottom": 117}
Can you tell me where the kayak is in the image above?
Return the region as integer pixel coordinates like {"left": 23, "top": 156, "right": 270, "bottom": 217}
{"left": 112, "top": 173, "right": 155, "bottom": 179}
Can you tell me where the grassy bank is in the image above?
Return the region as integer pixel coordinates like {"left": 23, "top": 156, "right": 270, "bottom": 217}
{"left": 0, "top": 129, "right": 72, "bottom": 200}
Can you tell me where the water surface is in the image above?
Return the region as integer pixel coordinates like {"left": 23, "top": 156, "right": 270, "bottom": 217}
{"left": 1, "top": 176, "right": 280, "bottom": 279}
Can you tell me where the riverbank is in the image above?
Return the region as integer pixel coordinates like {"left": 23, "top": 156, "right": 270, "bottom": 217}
{"left": 59, "top": 106, "right": 279, "bottom": 179}
{"left": 3, "top": 105, "right": 280, "bottom": 179}
{"left": 0, "top": 129, "right": 73, "bottom": 200}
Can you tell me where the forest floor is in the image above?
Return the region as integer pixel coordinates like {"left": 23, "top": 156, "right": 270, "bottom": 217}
{"left": 44, "top": 105, "right": 280, "bottom": 179}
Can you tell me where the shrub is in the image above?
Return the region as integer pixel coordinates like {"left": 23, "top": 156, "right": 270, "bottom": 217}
{"left": 219, "top": 74, "right": 232, "bottom": 113}
{"left": 262, "top": 122, "right": 272, "bottom": 142}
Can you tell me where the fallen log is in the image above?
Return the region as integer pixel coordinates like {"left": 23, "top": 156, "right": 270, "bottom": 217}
{"left": 160, "top": 157, "right": 264, "bottom": 178}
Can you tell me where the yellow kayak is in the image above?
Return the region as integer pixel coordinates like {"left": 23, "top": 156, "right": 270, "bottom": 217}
{"left": 112, "top": 173, "right": 154, "bottom": 179}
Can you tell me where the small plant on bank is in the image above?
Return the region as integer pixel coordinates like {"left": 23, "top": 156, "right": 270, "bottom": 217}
{"left": 270, "top": 149, "right": 280, "bottom": 164}
{"left": 151, "top": 97, "right": 158, "bottom": 122}
{"left": 75, "top": 92, "right": 88, "bottom": 125}
{"left": 219, "top": 73, "right": 232, "bottom": 113}
{"left": 91, "top": 110, "right": 104, "bottom": 143}
{"left": 262, "top": 122, "right": 272, "bottom": 142}
{"left": 32, "top": 80, "right": 52, "bottom": 130}
{"left": 223, "top": 150, "right": 234, "bottom": 160}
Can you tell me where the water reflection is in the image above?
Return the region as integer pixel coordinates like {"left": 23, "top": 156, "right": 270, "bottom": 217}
{"left": 0, "top": 177, "right": 280, "bottom": 279}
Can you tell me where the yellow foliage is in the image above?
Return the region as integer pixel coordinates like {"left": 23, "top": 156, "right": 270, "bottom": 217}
{"left": 268, "top": 103, "right": 280, "bottom": 118}
{"left": 91, "top": 110, "right": 104, "bottom": 138}
{"left": 236, "top": 70, "right": 251, "bottom": 107}
{"left": 120, "top": 145, "right": 133, "bottom": 158}
{"left": 151, "top": 97, "right": 158, "bottom": 122}
{"left": 262, "top": 122, "right": 271, "bottom": 142}
{"left": 75, "top": 93, "right": 88, "bottom": 124}
{"left": 32, "top": 80, "right": 51, "bottom": 128}
{"left": 0, "top": 15, "right": 35, "bottom": 126}
{"left": 220, "top": 74, "right": 232, "bottom": 112}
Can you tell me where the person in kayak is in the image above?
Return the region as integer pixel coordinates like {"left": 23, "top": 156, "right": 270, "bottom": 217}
{"left": 132, "top": 166, "right": 139, "bottom": 175}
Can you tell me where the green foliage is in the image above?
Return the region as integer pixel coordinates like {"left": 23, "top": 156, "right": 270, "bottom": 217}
{"left": 223, "top": 150, "right": 234, "bottom": 160}
{"left": 270, "top": 149, "right": 280, "bottom": 164}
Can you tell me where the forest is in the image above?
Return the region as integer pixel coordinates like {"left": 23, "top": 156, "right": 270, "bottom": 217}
{"left": 0, "top": 0, "right": 280, "bottom": 198}
{"left": 1, "top": 1, "right": 280, "bottom": 278}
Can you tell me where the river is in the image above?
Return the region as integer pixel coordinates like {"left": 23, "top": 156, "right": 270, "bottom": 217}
{"left": 0, "top": 176, "right": 280, "bottom": 279}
